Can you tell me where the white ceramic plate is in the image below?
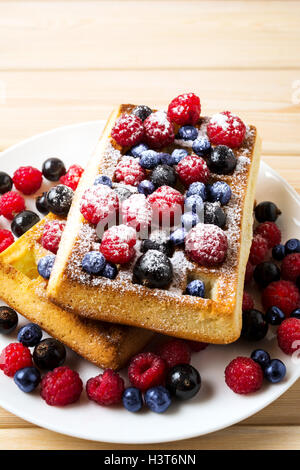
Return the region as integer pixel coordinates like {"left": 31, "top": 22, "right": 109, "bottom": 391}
{"left": 0, "top": 121, "right": 299, "bottom": 444}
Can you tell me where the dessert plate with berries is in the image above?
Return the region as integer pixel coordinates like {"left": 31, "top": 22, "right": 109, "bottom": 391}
{"left": 0, "top": 116, "right": 299, "bottom": 444}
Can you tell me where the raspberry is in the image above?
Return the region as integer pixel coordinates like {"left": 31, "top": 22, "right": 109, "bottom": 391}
{"left": 245, "top": 261, "right": 254, "bottom": 284}
{"left": 60, "top": 164, "right": 84, "bottom": 191}
{"left": 13, "top": 166, "right": 42, "bottom": 195}
{"left": 121, "top": 194, "right": 152, "bottom": 231}
{"left": 176, "top": 155, "right": 210, "bottom": 187}
{"left": 148, "top": 185, "right": 184, "bottom": 226}
{"left": 254, "top": 222, "right": 281, "bottom": 249}
{"left": 86, "top": 369, "right": 124, "bottom": 406}
{"left": 80, "top": 185, "right": 119, "bottom": 225}
{"left": 207, "top": 111, "right": 246, "bottom": 148}
{"left": 187, "top": 341, "right": 208, "bottom": 352}
{"left": 277, "top": 318, "right": 300, "bottom": 355}
{"left": 0, "top": 343, "right": 33, "bottom": 377}
{"left": 262, "top": 280, "right": 300, "bottom": 316}
{"left": 157, "top": 339, "right": 191, "bottom": 369}
{"left": 0, "top": 191, "right": 25, "bottom": 220}
{"left": 281, "top": 253, "right": 300, "bottom": 282}
{"left": 242, "top": 291, "right": 254, "bottom": 311}
{"left": 41, "top": 220, "right": 66, "bottom": 254}
{"left": 167, "top": 93, "right": 201, "bottom": 126}
{"left": 185, "top": 223, "right": 228, "bottom": 266}
{"left": 100, "top": 224, "right": 136, "bottom": 264}
{"left": 40, "top": 366, "right": 83, "bottom": 406}
{"left": 249, "top": 235, "right": 268, "bottom": 265}
{"left": 144, "top": 111, "right": 175, "bottom": 149}
{"left": 111, "top": 114, "right": 144, "bottom": 147}
{"left": 225, "top": 357, "right": 263, "bottom": 394}
{"left": 128, "top": 352, "right": 166, "bottom": 391}
{"left": 114, "top": 156, "right": 146, "bottom": 187}
{"left": 0, "top": 229, "right": 14, "bottom": 253}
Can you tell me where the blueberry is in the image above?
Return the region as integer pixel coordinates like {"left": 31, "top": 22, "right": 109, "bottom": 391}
{"left": 291, "top": 308, "right": 300, "bottom": 319}
{"left": 150, "top": 165, "right": 176, "bottom": 188}
{"left": 94, "top": 175, "right": 112, "bottom": 187}
{"left": 42, "top": 158, "right": 66, "bottom": 182}
{"left": 166, "top": 364, "right": 201, "bottom": 400}
{"left": 254, "top": 201, "right": 281, "bottom": 223}
{"left": 130, "top": 143, "right": 149, "bottom": 158}
{"left": 158, "top": 152, "right": 174, "bottom": 166}
{"left": 14, "top": 367, "right": 41, "bottom": 393}
{"left": 122, "top": 387, "right": 143, "bottom": 412}
{"left": 253, "top": 262, "right": 281, "bottom": 288}
{"left": 11, "top": 210, "right": 40, "bottom": 237}
{"left": 185, "top": 280, "right": 205, "bottom": 298}
{"left": 0, "top": 172, "right": 13, "bottom": 194}
{"left": 207, "top": 145, "right": 237, "bottom": 175}
{"left": 36, "top": 192, "right": 49, "bottom": 215}
{"left": 101, "top": 262, "right": 118, "bottom": 280}
{"left": 285, "top": 238, "right": 300, "bottom": 254}
{"left": 113, "top": 184, "right": 135, "bottom": 201}
{"left": 82, "top": 251, "right": 106, "bottom": 275}
{"left": 132, "top": 105, "right": 152, "bottom": 121}
{"left": 265, "top": 306, "right": 285, "bottom": 325}
{"left": 204, "top": 202, "right": 226, "bottom": 228}
{"left": 171, "top": 149, "right": 188, "bottom": 164}
{"left": 144, "top": 386, "right": 171, "bottom": 413}
{"left": 37, "top": 254, "right": 56, "bottom": 280}
{"left": 264, "top": 359, "right": 286, "bottom": 384}
{"left": 133, "top": 250, "right": 173, "bottom": 288}
{"left": 186, "top": 182, "right": 208, "bottom": 201}
{"left": 241, "top": 309, "right": 268, "bottom": 341}
{"left": 181, "top": 212, "right": 199, "bottom": 230}
{"left": 18, "top": 323, "right": 43, "bottom": 347}
{"left": 185, "top": 195, "right": 204, "bottom": 215}
{"left": 251, "top": 349, "right": 271, "bottom": 369}
{"left": 33, "top": 338, "right": 66, "bottom": 370}
{"left": 137, "top": 180, "right": 155, "bottom": 196}
{"left": 140, "top": 150, "right": 160, "bottom": 169}
{"left": 0, "top": 306, "right": 18, "bottom": 335}
{"left": 170, "top": 228, "right": 187, "bottom": 246}
{"left": 46, "top": 184, "right": 73, "bottom": 217}
{"left": 141, "top": 232, "right": 174, "bottom": 258}
{"left": 272, "top": 244, "right": 286, "bottom": 261}
{"left": 177, "top": 125, "right": 198, "bottom": 141}
{"left": 192, "top": 136, "right": 211, "bottom": 156}
{"left": 208, "top": 181, "right": 232, "bottom": 206}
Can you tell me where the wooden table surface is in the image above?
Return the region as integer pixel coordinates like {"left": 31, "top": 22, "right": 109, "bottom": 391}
{"left": 0, "top": 0, "right": 299, "bottom": 450}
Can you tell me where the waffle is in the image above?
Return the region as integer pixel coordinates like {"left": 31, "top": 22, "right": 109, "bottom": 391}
{"left": 0, "top": 213, "right": 152, "bottom": 369}
{"left": 48, "top": 104, "right": 261, "bottom": 343}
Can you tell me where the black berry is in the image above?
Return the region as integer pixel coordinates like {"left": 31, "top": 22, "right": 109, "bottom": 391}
{"left": 42, "top": 158, "right": 66, "bottom": 182}
{"left": 11, "top": 210, "right": 40, "bottom": 237}
{"left": 241, "top": 309, "right": 268, "bottom": 341}
{"left": 150, "top": 165, "right": 176, "bottom": 188}
{"left": 33, "top": 338, "right": 66, "bottom": 370}
{"left": 0, "top": 172, "right": 13, "bottom": 194}
{"left": 254, "top": 201, "right": 281, "bottom": 223}
{"left": 253, "top": 262, "right": 281, "bottom": 288}
{"left": 204, "top": 202, "right": 226, "bottom": 228}
{"left": 141, "top": 232, "right": 174, "bottom": 258}
{"left": 46, "top": 184, "right": 73, "bottom": 217}
{"left": 166, "top": 364, "right": 201, "bottom": 401}
{"left": 132, "top": 105, "right": 152, "bottom": 121}
{"left": 0, "top": 306, "right": 18, "bottom": 334}
{"left": 133, "top": 249, "right": 173, "bottom": 288}
{"left": 36, "top": 192, "right": 49, "bottom": 215}
{"left": 207, "top": 145, "right": 237, "bottom": 175}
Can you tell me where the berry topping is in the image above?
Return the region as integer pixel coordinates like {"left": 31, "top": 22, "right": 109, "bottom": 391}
{"left": 281, "top": 253, "right": 300, "bottom": 282}
{"left": 208, "top": 181, "right": 232, "bottom": 205}
{"left": 251, "top": 349, "right": 271, "bottom": 369}
{"left": 94, "top": 174, "right": 112, "bottom": 187}
{"left": 137, "top": 179, "right": 155, "bottom": 196}
{"left": 14, "top": 367, "right": 41, "bottom": 393}
{"left": 264, "top": 359, "right": 286, "bottom": 383}
{"left": 185, "top": 223, "right": 228, "bottom": 266}
{"left": 176, "top": 125, "right": 198, "bottom": 141}
{"left": 0, "top": 306, "right": 18, "bottom": 335}
{"left": 225, "top": 357, "right": 263, "bottom": 394}
{"left": 37, "top": 254, "right": 56, "bottom": 280}
{"left": 133, "top": 249, "right": 173, "bottom": 288}
{"left": 86, "top": 369, "right": 124, "bottom": 406}
{"left": 185, "top": 279, "right": 205, "bottom": 298}
{"left": 262, "top": 280, "right": 300, "bottom": 316}
{"left": 187, "top": 341, "right": 208, "bottom": 352}
{"left": 241, "top": 309, "right": 268, "bottom": 341}
{"left": 207, "top": 145, "right": 237, "bottom": 175}
{"left": 272, "top": 244, "right": 286, "bottom": 261}
{"left": 11, "top": 210, "right": 40, "bottom": 237}
{"left": 170, "top": 227, "right": 187, "bottom": 246}
{"left": 244, "top": 260, "right": 254, "bottom": 284}
{"left": 144, "top": 111, "right": 175, "bottom": 149}
{"left": 285, "top": 238, "right": 300, "bottom": 255}
{"left": 181, "top": 212, "right": 200, "bottom": 230}
{"left": 42, "top": 158, "right": 66, "bottom": 182}
{"left": 111, "top": 114, "right": 144, "bottom": 147}
{"left": 46, "top": 185, "right": 73, "bottom": 217}
{"left": 100, "top": 224, "right": 136, "bottom": 264}
{"left": 170, "top": 148, "right": 188, "bottom": 165}
{"left": 60, "top": 164, "right": 84, "bottom": 191}
{"left": 186, "top": 181, "right": 208, "bottom": 201}
{"left": 253, "top": 261, "right": 281, "bottom": 288}
{"left": 0, "top": 172, "right": 13, "bottom": 194}
{"left": 192, "top": 136, "right": 211, "bottom": 157}
{"left": 33, "top": 338, "right": 66, "bottom": 370}
{"left": 141, "top": 230, "right": 174, "bottom": 258}
{"left": 185, "top": 194, "right": 204, "bottom": 215}
{"left": 167, "top": 93, "right": 201, "bottom": 126}
{"left": 101, "top": 262, "right": 118, "bottom": 280}
{"left": 254, "top": 222, "right": 281, "bottom": 248}
{"left": 131, "top": 105, "right": 152, "bottom": 122}
{"left": 176, "top": 154, "right": 210, "bottom": 187}
{"left": 17, "top": 323, "right": 42, "bottom": 347}
{"left": 40, "top": 366, "right": 83, "bottom": 406}
{"left": 128, "top": 352, "right": 166, "bottom": 391}
{"left": 80, "top": 185, "right": 119, "bottom": 225}
{"left": 114, "top": 156, "right": 146, "bottom": 186}
{"left": 121, "top": 194, "right": 152, "bottom": 231}
{"left": 148, "top": 186, "right": 184, "bottom": 226}
{"left": 13, "top": 166, "right": 42, "bottom": 195}
{"left": 277, "top": 317, "right": 300, "bottom": 355}
{"left": 122, "top": 387, "right": 143, "bottom": 412}
{"left": 82, "top": 251, "right": 106, "bottom": 275}
{"left": 0, "top": 229, "right": 14, "bottom": 253}
{"left": 150, "top": 164, "right": 176, "bottom": 188}
{"left": 157, "top": 339, "right": 191, "bottom": 369}
{"left": 36, "top": 192, "right": 49, "bottom": 215}
{"left": 166, "top": 364, "right": 201, "bottom": 401}
{"left": 0, "top": 191, "right": 25, "bottom": 220}
{"left": 130, "top": 143, "right": 150, "bottom": 159}
{"left": 249, "top": 235, "right": 268, "bottom": 265}
{"left": 139, "top": 150, "right": 160, "bottom": 169}
{"left": 207, "top": 111, "right": 246, "bottom": 148}
{"left": 254, "top": 201, "right": 281, "bottom": 223}
{"left": 144, "top": 386, "right": 171, "bottom": 413}
{"left": 0, "top": 343, "right": 33, "bottom": 377}
{"left": 242, "top": 291, "right": 254, "bottom": 311}
{"left": 41, "top": 219, "right": 66, "bottom": 254}
{"left": 265, "top": 306, "right": 285, "bottom": 325}
{"left": 204, "top": 202, "right": 226, "bottom": 228}
{"left": 291, "top": 309, "right": 300, "bottom": 319}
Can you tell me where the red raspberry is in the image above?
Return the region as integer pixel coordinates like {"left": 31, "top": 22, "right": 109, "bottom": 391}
{"left": 0, "top": 229, "right": 14, "bottom": 253}
{"left": 176, "top": 154, "right": 210, "bottom": 187}
{"left": 225, "top": 357, "right": 263, "bottom": 394}
{"left": 0, "top": 343, "right": 33, "bottom": 377}
{"left": 187, "top": 341, "right": 208, "bottom": 352}
{"left": 242, "top": 291, "right": 254, "bottom": 311}
{"left": 207, "top": 111, "right": 246, "bottom": 148}
{"left": 167, "top": 93, "right": 201, "bottom": 126}
{"left": 148, "top": 185, "right": 184, "bottom": 226}
{"left": 157, "top": 339, "right": 191, "bottom": 369}
{"left": 185, "top": 223, "right": 228, "bottom": 266}
{"left": 40, "top": 366, "right": 83, "bottom": 406}
{"left": 111, "top": 114, "right": 144, "bottom": 147}
{"left": 60, "top": 164, "right": 84, "bottom": 191}
{"left": 144, "top": 111, "right": 175, "bottom": 149}
{"left": 121, "top": 194, "right": 152, "bottom": 232}
{"left": 245, "top": 260, "right": 254, "bottom": 284}
{"left": 41, "top": 220, "right": 66, "bottom": 254}
{"left": 114, "top": 156, "right": 146, "bottom": 187}
{"left": 281, "top": 253, "right": 300, "bottom": 282}
{"left": 262, "top": 280, "right": 300, "bottom": 316}
{"left": 277, "top": 318, "right": 300, "bottom": 355}
{"left": 100, "top": 224, "right": 136, "bottom": 264}
{"left": 86, "top": 369, "right": 124, "bottom": 406}
{"left": 80, "top": 185, "right": 119, "bottom": 225}
{"left": 249, "top": 235, "right": 268, "bottom": 265}
{"left": 0, "top": 191, "right": 25, "bottom": 220}
{"left": 254, "top": 222, "right": 281, "bottom": 248}
{"left": 13, "top": 166, "right": 42, "bottom": 195}
{"left": 128, "top": 352, "right": 166, "bottom": 391}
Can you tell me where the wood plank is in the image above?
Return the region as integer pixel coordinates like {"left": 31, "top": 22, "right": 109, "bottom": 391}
{"left": 0, "top": 2, "right": 299, "bottom": 70}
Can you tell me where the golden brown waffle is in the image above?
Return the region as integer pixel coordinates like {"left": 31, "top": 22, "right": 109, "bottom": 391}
{"left": 48, "top": 104, "right": 261, "bottom": 343}
{"left": 0, "top": 214, "right": 152, "bottom": 369}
